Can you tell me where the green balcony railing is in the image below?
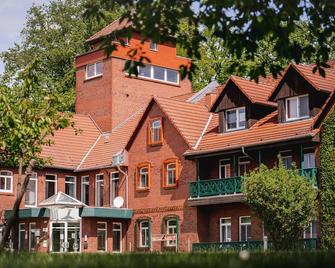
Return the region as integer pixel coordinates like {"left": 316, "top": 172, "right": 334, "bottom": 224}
{"left": 189, "top": 168, "right": 318, "bottom": 199}
{"left": 189, "top": 177, "right": 243, "bottom": 198}
{"left": 298, "top": 168, "right": 318, "bottom": 188}
{"left": 192, "top": 239, "right": 317, "bottom": 252}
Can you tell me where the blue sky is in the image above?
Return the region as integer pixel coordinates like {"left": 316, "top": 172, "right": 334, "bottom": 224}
{"left": 0, "top": 0, "right": 50, "bottom": 74}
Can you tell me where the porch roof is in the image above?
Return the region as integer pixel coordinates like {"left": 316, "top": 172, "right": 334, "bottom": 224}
{"left": 80, "top": 207, "right": 133, "bottom": 219}
{"left": 4, "top": 208, "right": 49, "bottom": 219}
{"left": 39, "top": 192, "right": 87, "bottom": 208}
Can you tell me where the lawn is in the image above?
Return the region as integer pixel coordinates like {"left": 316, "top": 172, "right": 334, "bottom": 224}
{"left": 0, "top": 251, "right": 335, "bottom": 268}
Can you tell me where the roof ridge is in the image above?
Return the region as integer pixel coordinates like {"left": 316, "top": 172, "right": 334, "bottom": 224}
{"left": 75, "top": 134, "right": 102, "bottom": 171}
{"left": 110, "top": 107, "right": 146, "bottom": 134}
{"left": 155, "top": 95, "right": 207, "bottom": 108}
{"left": 193, "top": 114, "right": 214, "bottom": 150}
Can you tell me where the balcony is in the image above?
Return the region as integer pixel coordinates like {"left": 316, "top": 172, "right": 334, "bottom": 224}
{"left": 192, "top": 239, "right": 317, "bottom": 252}
{"left": 188, "top": 168, "right": 318, "bottom": 206}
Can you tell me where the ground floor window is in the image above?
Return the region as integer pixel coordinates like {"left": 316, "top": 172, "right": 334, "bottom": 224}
{"left": 97, "top": 222, "right": 107, "bottom": 251}
{"left": 112, "top": 222, "right": 122, "bottom": 252}
{"left": 166, "top": 218, "right": 177, "bottom": 247}
{"left": 29, "top": 222, "right": 37, "bottom": 251}
{"left": 304, "top": 220, "right": 317, "bottom": 239}
{"left": 139, "top": 221, "right": 150, "bottom": 248}
{"left": 18, "top": 223, "right": 26, "bottom": 250}
{"left": 239, "top": 216, "right": 252, "bottom": 241}
{"left": 220, "top": 218, "right": 232, "bottom": 242}
{"left": 51, "top": 222, "right": 80, "bottom": 252}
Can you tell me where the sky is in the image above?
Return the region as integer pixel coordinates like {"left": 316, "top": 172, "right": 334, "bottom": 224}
{"left": 0, "top": 0, "right": 50, "bottom": 74}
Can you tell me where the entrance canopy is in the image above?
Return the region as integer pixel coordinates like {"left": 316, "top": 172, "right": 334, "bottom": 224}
{"left": 40, "top": 192, "right": 87, "bottom": 208}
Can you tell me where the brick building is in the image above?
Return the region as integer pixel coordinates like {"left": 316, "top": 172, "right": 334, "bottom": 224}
{"left": 1, "top": 19, "right": 334, "bottom": 253}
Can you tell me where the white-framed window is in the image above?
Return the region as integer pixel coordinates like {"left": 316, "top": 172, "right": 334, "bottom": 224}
{"left": 65, "top": 176, "right": 76, "bottom": 198}
{"left": 166, "top": 162, "right": 177, "bottom": 186}
{"left": 226, "top": 107, "right": 246, "bottom": 131}
{"left": 25, "top": 172, "right": 37, "bottom": 207}
{"left": 285, "top": 94, "right": 309, "bottom": 121}
{"left": 97, "top": 222, "right": 107, "bottom": 251}
{"left": 304, "top": 152, "right": 316, "bottom": 169}
{"left": 239, "top": 216, "right": 252, "bottom": 241}
{"left": 166, "top": 219, "right": 177, "bottom": 247}
{"left": 0, "top": 170, "right": 13, "bottom": 193}
{"left": 138, "top": 64, "right": 179, "bottom": 84}
{"left": 149, "top": 40, "right": 158, "bottom": 51}
{"left": 86, "top": 61, "right": 103, "bottom": 79}
{"left": 238, "top": 156, "right": 250, "bottom": 176}
{"left": 110, "top": 172, "right": 119, "bottom": 207}
{"left": 282, "top": 155, "right": 293, "bottom": 169}
{"left": 112, "top": 222, "right": 122, "bottom": 253}
{"left": 219, "top": 159, "right": 231, "bottom": 179}
{"left": 139, "top": 221, "right": 149, "bottom": 248}
{"left": 150, "top": 119, "right": 162, "bottom": 144}
{"left": 81, "top": 176, "right": 89, "bottom": 205}
{"left": 18, "top": 223, "right": 26, "bottom": 250}
{"left": 95, "top": 174, "right": 104, "bottom": 207}
{"left": 220, "top": 218, "right": 232, "bottom": 243}
{"left": 139, "top": 167, "right": 149, "bottom": 189}
{"left": 45, "top": 174, "right": 57, "bottom": 199}
{"left": 304, "top": 219, "right": 317, "bottom": 239}
{"left": 29, "top": 222, "right": 37, "bottom": 251}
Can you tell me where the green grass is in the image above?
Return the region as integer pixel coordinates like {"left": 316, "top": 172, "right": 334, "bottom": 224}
{"left": 0, "top": 251, "right": 335, "bottom": 268}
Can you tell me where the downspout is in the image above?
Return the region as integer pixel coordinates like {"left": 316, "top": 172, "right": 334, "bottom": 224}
{"left": 116, "top": 165, "right": 129, "bottom": 209}
{"left": 241, "top": 146, "right": 252, "bottom": 159}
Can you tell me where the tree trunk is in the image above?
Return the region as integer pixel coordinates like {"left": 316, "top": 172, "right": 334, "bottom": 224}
{"left": 0, "top": 159, "right": 35, "bottom": 251}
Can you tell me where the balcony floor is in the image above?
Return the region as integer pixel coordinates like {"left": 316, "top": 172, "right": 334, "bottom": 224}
{"left": 188, "top": 193, "right": 246, "bottom": 206}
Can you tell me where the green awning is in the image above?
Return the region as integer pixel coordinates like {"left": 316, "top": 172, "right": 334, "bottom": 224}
{"left": 4, "top": 208, "right": 49, "bottom": 219}
{"left": 80, "top": 207, "right": 133, "bottom": 219}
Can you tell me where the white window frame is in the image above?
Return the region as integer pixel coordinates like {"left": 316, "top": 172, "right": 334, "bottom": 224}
{"left": 0, "top": 170, "right": 13, "bottom": 193}
{"left": 139, "top": 221, "right": 149, "bottom": 248}
{"left": 220, "top": 217, "right": 232, "bottom": 243}
{"left": 285, "top": 94, "right": 309, "bottom": 121}
{"left": 303, "top": 152, "right": 316, "bottom": 169}
{"left": 282, "top": 155, "right": 293, "bottom": 169}
{"left": 97, "top": 222, "right": 107, "bottom": 252}
{"left": 18, "top": 223, "right": 25, "bottom": 250}
{"left": 81, "top": 176, "right": 89, "bottom": 205}
{"left": 219, "top": 159, "right": 231, "bottom": 179}
{"left": 29, "top": 222, "right": 37, "bottom": 252}
{"left": 136, "top": 64, "right": 179, "bottom": 85}
{"left": 166, "top": 219, "right": 177, "bottom": 247}
{"left": 25, "top": 172, "right": 38, "bottom": 207}
{"left": 45, "top": 174, "right": 57, "bottom": 199}
{"left": 95, "top": 174, "right": 104, "bottom": 207}
{"left": 86, "top": 61, "right": 103, "bottom": 79}
{"left": 65, "top": 176, "right": 76, "bottom": 198}
{"left": 112, "top": 222, "right": 122, "bottom": 253}
{"left": 238, "top": 157, "right": 250, "bottom": 177}
{"left": 149, "top": 40, "right": 158, "bottom": 51}
{"left": 110, "top": 171, "right": 120, "bottom": 207}
{"left": 151, "top": 119, "right": 162, "bottom": 143}
{"left": 225, "top": 107, "right": 246, "bottom": 131}
{"left": 139, "top": 167, "right": 149, "bottom": 189}
{"left": 239, "top": 216, "right": 251, "bottom": 242}
{"left": 303, "top": 219, "right": 317, "bottom": 239}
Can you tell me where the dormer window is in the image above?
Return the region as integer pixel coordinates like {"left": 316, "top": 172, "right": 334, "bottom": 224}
{"left": 226, "top": 107, "right": 246, "bottom": 131}
{"left": 86, "top": 61, "right": 103, "bottom": 79}
{"left": 150, "top": 40, "right": 158, "bottom": 51}
{"left": 285, "top": 95, "right": 309, "bottom": 121}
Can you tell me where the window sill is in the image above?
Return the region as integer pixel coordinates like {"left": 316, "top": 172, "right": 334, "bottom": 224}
{"left": 84, "top": 74, "right": 103, "bottom": 82}
{"left": 136, "top": 188, "right": 150, "bottom": 192}
{"left": 149, "top": 141, "right": 163, "bottom": 147}
{"left": 163, "top": 185, "right": 178, "bottom": 190}
{"left": 125, "top": 74, "right": 180, "bottom": 87}
{"left": 0, "top": 191, "right": 14, "bottom": 196}
{"left": 285, "top": 116, "right": 310, "bottom": 123}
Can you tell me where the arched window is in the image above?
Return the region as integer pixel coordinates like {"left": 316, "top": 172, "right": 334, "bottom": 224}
{"left": 163, "top": 159, "right": 179, "bottom": 188}
{"left": 139, "top": 220, "right": 150, "bottom": 248}
{"left": 0, "top": 171, "right": 13, "bottom": 193}
{"left": 165, "top": 218, "right": 177, "bottom": 247}
{"left": 136, "top": 163, "right": 151, "bottom": 191}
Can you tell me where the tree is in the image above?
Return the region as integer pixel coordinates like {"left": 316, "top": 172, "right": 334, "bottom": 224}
{"left": 0, "top": 60, "right": 72, "bottom": 250}
{"left": 242, "top": 159, "right": 317, "bottom": 250}
{"left": 0, "top": 0, "right": 124, "bottom": 111}
{"left": 84, "top": 0, "right": 335, "bottom": 80}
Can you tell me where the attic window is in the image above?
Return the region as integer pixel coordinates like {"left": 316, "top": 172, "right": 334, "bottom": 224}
{"left": 148, "top": 118, "right": 163, "bottom": 145}
{"left": 149, "top": 40, "right": 158, "bottom": 51}
{"left": 285, "top": 95, "right": 309, "bottom": 121}
{"left": 226, "top": 107, "right": 246, "bottom": 131}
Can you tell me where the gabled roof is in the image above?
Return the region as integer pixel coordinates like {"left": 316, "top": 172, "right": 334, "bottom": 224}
{"left": 126, "top": 96, "right": 212, "bottom": 150}
{"left": 187, "top": 80, "right": 219, "bottom": 103}
{"left": 269, "top": 63, "right": 335, "bottom": 101}
{"left": 185, "top": 111, "right": 319, "bottom": 157}
{"left": 40, "top": 192, "right": 87, "bottom": 207}
{"left": 86, "top": 18, "right": 131, "bottom": 43}
{"left": 210, "top": 75, "right": 277, "bottom": 112}
{"left": 40, "top": 114, "right": 101, "bottom": 170}
{"left": 77, "top": 108, "right": 145, "bottom": 171}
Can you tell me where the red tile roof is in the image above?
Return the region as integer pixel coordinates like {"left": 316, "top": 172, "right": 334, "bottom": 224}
{"left": 40, "top": 114, "right": 101, "bottom": 169}
{"left": 86, "top": 18, "right": 131, "bottom": 43}
{"left": 185, "top": 112, "right": 319, "bottom": 156}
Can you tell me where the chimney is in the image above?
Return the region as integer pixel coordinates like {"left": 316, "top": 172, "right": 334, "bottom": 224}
{"left": 205, "top": 92, "right": 217, "bottom": 110}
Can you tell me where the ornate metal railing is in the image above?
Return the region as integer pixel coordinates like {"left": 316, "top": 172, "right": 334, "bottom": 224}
{"left": 192, "top": 239, "right": 317, "bottom": 252}
{"left": 189, "top": 177, "right": 242, "bottom": 198}
{"left": 298, "top": 168, "right": 318, "bottom": 188}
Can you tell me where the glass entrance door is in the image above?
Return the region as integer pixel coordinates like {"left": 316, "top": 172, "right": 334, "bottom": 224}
{"left": 51, "top": 222, "right": 80, "bottom": 252}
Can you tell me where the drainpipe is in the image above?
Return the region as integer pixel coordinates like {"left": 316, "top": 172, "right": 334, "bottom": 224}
{"left": 116, "top": 165, "right": 129, "bottom": 209}
{"left": 241, "top": 146, "right": 252, "bottom": 159}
